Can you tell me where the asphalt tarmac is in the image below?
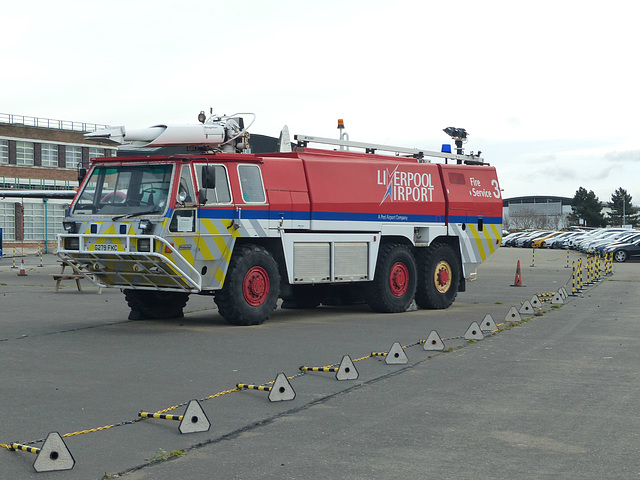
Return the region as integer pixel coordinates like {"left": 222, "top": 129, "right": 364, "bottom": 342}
{"left": 1, "top": 247, "right": 638, "bottom": 479}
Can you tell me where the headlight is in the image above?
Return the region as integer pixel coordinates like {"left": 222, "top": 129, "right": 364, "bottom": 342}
{"left": 138, "top": 219, "right": 154, "bottom": 234}
{"left": 137, "top": 238, "right": 151, "bottom": 252}
{"left": 63, "top": 237, "right": 80, "bottom": 250}
{"left": 63, "top": 221, "right": 78, "bottom": 233}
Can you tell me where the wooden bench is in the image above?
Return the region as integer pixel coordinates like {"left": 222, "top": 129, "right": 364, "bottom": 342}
{"left": 52, "top": 261, "right": 85, "bottom": 293}
{"left": 52, "top": 261, "right": 103, "bottom": 293}
{"left": 52, "top": 273, "right": 84, "bottom": 292}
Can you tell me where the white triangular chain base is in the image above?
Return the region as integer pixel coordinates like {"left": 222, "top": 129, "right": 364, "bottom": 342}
{"left": 423, "top": 330, "right": 445, "bottom": 351}
{"left": 268, "top": 373, "right": 296, "bottom": 402}
{"left": 33, "top": 432, "right": 75, "bottom": 472}
{"left": 336, "top": 355, "right": 359, "bottom": 380}
{"left": 179, "top": 400, "right": 211, "bottom": 434}
{"left": 464, "top": 322, "right": 484, "bottom": 341}
{"left": 385, "top": 342, "right": 408, "bottom": 365}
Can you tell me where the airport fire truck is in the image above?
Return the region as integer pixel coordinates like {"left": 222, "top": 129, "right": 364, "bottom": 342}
{"left": 57, "top": 112, "right": 502, "bottom": 325}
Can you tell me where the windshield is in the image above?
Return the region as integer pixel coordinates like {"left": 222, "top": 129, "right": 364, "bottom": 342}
{"left": 73, "top": 164, "right": 173, "bottom": 216}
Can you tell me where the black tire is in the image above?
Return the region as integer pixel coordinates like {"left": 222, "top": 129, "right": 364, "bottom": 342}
{"left": 366, "top": 244, "right": 417, "bottom": 313}
{"left": 124, "top": 290, "right": 189, "bottom": 320}
{"left": 215, "top": 244, "right": 280, "bottom": 325}
{"left": 613, "top": 249, "right": 628, "bottom": 263}
{"left": 415, "top": 243, "right": 460, "bottom": 309}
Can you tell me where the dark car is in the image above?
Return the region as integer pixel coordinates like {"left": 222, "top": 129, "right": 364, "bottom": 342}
{"left": 605, "top": 238, "right": 640, "bottom": 262}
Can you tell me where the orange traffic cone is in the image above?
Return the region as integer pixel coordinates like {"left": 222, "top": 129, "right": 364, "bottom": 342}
{"left": 510, "top": 260, "right": 525, "bottom": 287}
{"left": 18, "top": 259, "right": 27, "bottom": 276}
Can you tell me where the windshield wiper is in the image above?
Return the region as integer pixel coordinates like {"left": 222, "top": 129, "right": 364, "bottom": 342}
{"left": 112, "top": 209, "right": 161, "bottom": 221}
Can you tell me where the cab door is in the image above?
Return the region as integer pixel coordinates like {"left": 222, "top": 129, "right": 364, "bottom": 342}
{"left": 166, "top": 164, "right": 200, "bottom": 269}
{"left": 193, "top": 163, "right": 237, "bottom": 289}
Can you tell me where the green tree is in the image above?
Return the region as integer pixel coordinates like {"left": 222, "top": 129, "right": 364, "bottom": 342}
{"left": 568, "top": 187, "right": 606, "bottom": 227}
{"left": 607, "top": 188, "right": 639, "bottom": 227}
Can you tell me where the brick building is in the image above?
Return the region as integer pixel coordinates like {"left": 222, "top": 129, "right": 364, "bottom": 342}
{"left": 0, "top": 114, "right": 116, "bottom": 251}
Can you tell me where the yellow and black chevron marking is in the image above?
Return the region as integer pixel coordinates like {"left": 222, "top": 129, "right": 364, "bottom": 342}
{"left": 466, "top": 222, "right": 502, "bottom": 262}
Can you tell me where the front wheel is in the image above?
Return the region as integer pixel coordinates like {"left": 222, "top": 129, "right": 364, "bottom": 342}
{"left": 366, "top": 244, "right": 417, "bottom": 313}
{"left": 415, "top": 243, "right": 460, "bottom": 309}
{"left": 124, "top": 290, "right": 190, "bottom": 320}
{"left": 215, "top": 244, "right": 280, "bottom": 325}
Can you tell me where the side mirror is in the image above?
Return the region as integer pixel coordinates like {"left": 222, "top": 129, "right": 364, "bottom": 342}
{"left": 198, "top": 188, "right": 207, "bottom": 205}
{"left": 78, "top": 168, "right": 87, "bottom": 184}
{"left": 201, "top": 165, "right": 216, "bottom": 189}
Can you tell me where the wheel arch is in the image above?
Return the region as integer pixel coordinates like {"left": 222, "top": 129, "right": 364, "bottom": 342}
{"left": 232, "top": 237, "right": 288, "bottom": 292}
{"left": 379, "top": 235, "right": 413, "bottom": 248}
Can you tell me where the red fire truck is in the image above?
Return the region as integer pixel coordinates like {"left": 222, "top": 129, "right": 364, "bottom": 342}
{"left": 57, "top": 113, "right": 502, "bottom": 325}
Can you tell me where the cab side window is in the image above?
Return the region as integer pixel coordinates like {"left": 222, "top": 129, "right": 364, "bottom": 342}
{"left": 238, "top": 164, "right": 265, "bottom": 203}
{"left": 178, "top": 165, "right": 196, "bottom": 204}
{"left": 196, "top": 164, "right": 231, "bottom": 204}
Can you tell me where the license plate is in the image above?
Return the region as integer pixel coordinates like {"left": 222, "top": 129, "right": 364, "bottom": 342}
{"left": 94, "top": 243, "right": 119, "bottom": 252}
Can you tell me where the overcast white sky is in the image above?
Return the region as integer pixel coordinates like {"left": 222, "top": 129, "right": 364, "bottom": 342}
{"left": 3, "top": 0, "right": 639, "bottom": 203}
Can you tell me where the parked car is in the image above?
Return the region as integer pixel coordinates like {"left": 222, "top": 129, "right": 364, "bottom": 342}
{"left": 532, "top": 231, "right": 561, "bottom": 248}
{"left": 545, "top": 231, "right": 583, "bottom": 249}
{"left": 567, "top": 231, "right": 594, "bottom": 249}
{"left": 577, "top": 228, "right": 631, "bottom": 252}
{"left": 597, "top": 232, "right": 640, "bottom": 253}
{"left": 501, "top": 231, "right": 527, "bottom": 247}
{"left": 517, "top": 231, "right": 552, "bottom": 248}
{"left": 582, "top": 231, "right": 633, "bottom": 253}
{"left": 589, "top": 231, "right": 640, "bottom": 254}
{"left": 605, "top": 238, "right": 640, "bottom": 262}
{"left": 570, "top": 228, "right": 625, "bottom": 251}
{"left": 503, "top": 231, "right": 537, "bottom": 247}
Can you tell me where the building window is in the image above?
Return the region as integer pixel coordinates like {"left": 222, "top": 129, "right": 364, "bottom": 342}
{"left": 16, "top": 141, "right": 34, "bottom": 165}
{"left": 89, "top": 148, "right": 104, "bottom": 159}
{"left": 66, "top": 146, "right": 82, "bottom": 169}
{"left": 41, "top": 144, "right": 58, "bottom": 167}
{"left": 0, "top": 140, "right": 8, "bottom": 164}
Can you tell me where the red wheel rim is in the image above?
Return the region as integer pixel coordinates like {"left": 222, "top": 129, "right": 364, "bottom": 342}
{"left": 389, "top": 262, "right": 409, "bottom": 297}
{"left": 243, "top": 266, "right": 270, "bottom": 306}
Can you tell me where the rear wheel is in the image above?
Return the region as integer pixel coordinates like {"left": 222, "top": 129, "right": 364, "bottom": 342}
{"left": 415, "top": 243, "right": 460, "bottom": 309}
{"left": 124, "top": 290, "right": 190, "bottom": 320}
{"left": 366, "top": 244, "right": 417, "bottom": 313}
{"left": 215, "top": 244, "right": 280, "bottom": 325}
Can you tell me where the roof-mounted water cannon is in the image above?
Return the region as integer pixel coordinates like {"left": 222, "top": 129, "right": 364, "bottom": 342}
{"left": 443, "top": 127, "right": 468, "bottom": 164}
{"left": 85, "top": 111, "right": 255, "bottom": 153}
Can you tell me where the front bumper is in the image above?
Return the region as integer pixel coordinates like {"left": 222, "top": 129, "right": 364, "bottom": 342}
{"left": 57, "top": 234, "right": 202, "bottom": 293}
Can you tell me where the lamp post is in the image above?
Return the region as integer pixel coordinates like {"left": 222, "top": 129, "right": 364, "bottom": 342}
{"left": 43, "top": 198, "right": 48, "bottom": 254}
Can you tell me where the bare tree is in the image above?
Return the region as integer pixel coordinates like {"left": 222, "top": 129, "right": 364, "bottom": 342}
{"left": 505, "top": 208, "right": 568, "bottom": 231}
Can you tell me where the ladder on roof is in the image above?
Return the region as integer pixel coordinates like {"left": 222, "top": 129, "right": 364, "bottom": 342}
{"left": 294, "top": 134, "right": 485, "bottom": 165}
